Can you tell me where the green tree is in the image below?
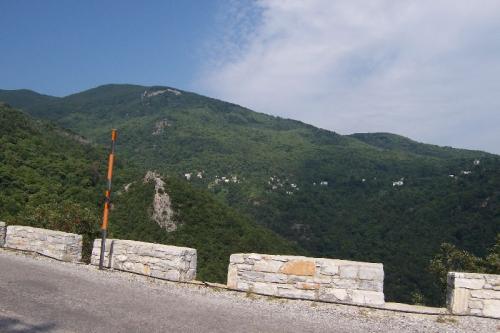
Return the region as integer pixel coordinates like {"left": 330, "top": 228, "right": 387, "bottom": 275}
{"left": 14, "top": 201, "right": 100, "bottom": 262}
{"left": 429, "top": 235, "right": 500, "bottom": 305}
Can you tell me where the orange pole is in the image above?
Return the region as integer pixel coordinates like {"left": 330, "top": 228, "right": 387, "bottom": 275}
{"left": 99, "top": 129, "right": 117, "bottom": 270}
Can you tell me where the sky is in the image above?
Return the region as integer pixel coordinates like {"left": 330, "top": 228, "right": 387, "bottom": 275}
{"left": 1, "top": 1, "right": 500, "bottom": 154}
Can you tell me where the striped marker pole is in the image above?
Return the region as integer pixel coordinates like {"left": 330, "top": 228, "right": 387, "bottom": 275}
{"left": 99, "top": 129, "right": 117, "bottom": 270}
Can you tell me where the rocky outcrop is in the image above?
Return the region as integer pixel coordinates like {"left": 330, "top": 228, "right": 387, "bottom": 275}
{"left": 227, "top": 253, "right": 384, "bottom": 306}
{"left": 152, "top": 119, "right": 170, "bottom": 135}
{"left": 447, "top": 272, "right": 500, "bottom": 318}
{"left": 142, "top": 88, "right": 182, "bottom": 99}
{"left": 144, "top": 171, "right": 177, "bottom": 231}
{"left": 91, "top": 238, "right": 196, "bottom": 282}
{"left": 4, "top": 225, "right": 82, "bottom": 262}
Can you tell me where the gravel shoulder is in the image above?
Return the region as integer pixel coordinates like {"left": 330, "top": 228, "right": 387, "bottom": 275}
{"left": 0, "top": 249, "right": 498, "bottom": 333}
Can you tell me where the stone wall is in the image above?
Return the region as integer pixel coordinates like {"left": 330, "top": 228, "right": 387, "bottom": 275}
{"left": 227, "top": 254, "right": 384, "bottom": 306}
{"left": 91, "top": 238, "right": 197, "bottom": 282}
{"left": 4, "top": 225, "right": 82, "bottom": 262}
{"left": 0, "top": 222, "right": 6, "bottom": 247}
{"left": 447, "top": 272, "right": 500, "bottom": 318}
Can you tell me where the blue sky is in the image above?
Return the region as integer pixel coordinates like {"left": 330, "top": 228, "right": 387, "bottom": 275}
{"left": 1, "top": 1, "right": 500, "bottom": 154}
{"left": 0, "top": 0, "right": 219, "bottom": 96}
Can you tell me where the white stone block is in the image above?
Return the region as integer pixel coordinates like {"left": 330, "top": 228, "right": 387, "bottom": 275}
{"left": 5, "top": 226, "right": 82, "bottom": 262}
{"left": 468, "top": 300, "right": 483, "bottom": 309}
{"left": 332, "top": 278, "right": 359, "bottom": 289}
{"left": 235, "top": 264, "right": 253, "bottom": 271}
{"left": 248, "top": 254, "right": 262, "bottom": 260}
{"left": 351, "top": 290, "right": 384, "bottom": 305}
{"left": 253, "top": 259, "right": 283, "bottom": 273}
{"left": 227, "top": 264, "right": 238, "bottom": 289}
{"left": 116, "top": 254, "right": 128, "bottom": 261}
{"left": 185, "top": 269, "right": 196, "bottom": 281}
{"left": 189, "top": 256, "right": 197, "bottom": 269}
{"left": 287, "top": 275, "right": 309, "bottom": 283}
{"left": 339, "top": 265, "right": 358, "bottom": 279}
{"left": 470, "top": 289, "right": 499, "bottom": 300}
{"left": 294, "top": 282, "right": 320, "bottom": 290}
{"left": 319, "top": 288, "right": 348, "bottom": 302}
{"left": 230, "top": 254, "right": 245, "bottom": 264}
{"left": 235, "top": 282, "right": 249, "bottom": 291}
{"left": 318, "top": 262, "right": 339, "bottom": 276}
{"left": 359, "top": 266, "right": 384, "bottom": 282}
{"left": 240, "top": 271, "right": 265, "bottom": 282}
{"left": 448, "top": 288, "right": 469, "bottom": 314}
{"left": 313, "top": 275, "right": 332, "bottom": 284}
{"left": 470, "top": 308, "right": 482, "bottom": 315}
{"left": 91, "top": 238, "right": 196, "bottom": 282}
{"left": 455, "top": 278, "right": 485, "bottom": 290}
{"left": 263, "top": 273, "right": 288, "bottom": 283}
{"left": 482, "top": 299, "right": 500, "bottom": 318}
{"left": 359, "top": 280, "right": 384, "bottom": 292}
{"left": 277, "top": 286, "right": 316, "bottom": 300}
{"left": 159, "top": 270, "right": 181, "bottom": 281}
{"left": 252, "top": 282, "right": 278, "bottom": 295}
{"left": 485, "top": 275, "right": 500, "bottom": 286}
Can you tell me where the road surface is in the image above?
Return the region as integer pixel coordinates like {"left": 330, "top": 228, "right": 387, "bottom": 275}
{"left": 0, "top": 250, "right": 496, "bottom": 333}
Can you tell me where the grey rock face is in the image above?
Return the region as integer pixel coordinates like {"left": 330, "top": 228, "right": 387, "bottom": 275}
{"left": 4, "top": 225, "right": 82, "bottom": 262}
{"left": 91, "top": 238, "right": 196, "bottom": 282}
{"left": 143, "top": 171, "right": 177, "bottom": 231}
{"left": 227, "top": 253, "right": 385, "bottom": 306}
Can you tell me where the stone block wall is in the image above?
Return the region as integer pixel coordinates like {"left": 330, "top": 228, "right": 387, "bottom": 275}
{"left": 447, "top": 272, "right": 500, "bottom": 318}
{"left": 4, "top": 225, "right": 82, "bottom": 262}
{"left": 91, "top": 238, "right": 197, "bottom": 282}
{"left": 227, "top": 254, "right": 384, "bottom": 306}
{"left": 0, "top": 222, "right": 6, "bottom": 247}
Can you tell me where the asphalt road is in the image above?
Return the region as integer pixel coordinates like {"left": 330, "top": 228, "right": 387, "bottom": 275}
{"left": 0, "top": 250, "right": 496, "bottom": 333}
{"left": 0, "top": 250, "right": 342, "bottom": 333}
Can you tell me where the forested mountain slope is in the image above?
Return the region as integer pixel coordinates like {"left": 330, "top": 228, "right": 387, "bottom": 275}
{"left": 1, "top": 85, "right": 499, "bottom": 305}
{"left": 0, "top": 103, "right": 298, "bottom": 280}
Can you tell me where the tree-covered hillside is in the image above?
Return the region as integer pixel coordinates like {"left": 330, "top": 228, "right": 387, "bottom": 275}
{"left": 0, "top": 103, "right": 298, "bottom": 278}
{"left": 110, "top": 176, "right": 299, "bottom": 282}
{"left": 0, "top": 103, "right": 106, "bottom": 257}
{"left": 2, "top": 85, "right": 499, "bottom": 305}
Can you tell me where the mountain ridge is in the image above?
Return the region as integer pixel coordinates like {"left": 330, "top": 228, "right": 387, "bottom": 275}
{"left": 1, "top": 84, "right": 495, "bottom": 157}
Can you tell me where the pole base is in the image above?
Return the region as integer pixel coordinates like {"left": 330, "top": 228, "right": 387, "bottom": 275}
{"left": 98, "top": 229, "right": 107, "bottom": 270}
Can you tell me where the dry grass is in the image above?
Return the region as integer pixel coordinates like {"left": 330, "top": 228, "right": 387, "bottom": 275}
{"left": 436, "top": 315, "right": 458, "bottom": 324}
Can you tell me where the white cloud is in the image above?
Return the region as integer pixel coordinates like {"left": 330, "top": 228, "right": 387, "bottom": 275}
{"left": 197, "top": 0, "right": 500, "bottom": 153}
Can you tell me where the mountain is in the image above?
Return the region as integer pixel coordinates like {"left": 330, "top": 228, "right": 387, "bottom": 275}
{"left": 1, "top": 84, "right": 499, "bottom": 305}
{"left": 349, "top": 132, "right": 481, "bottom": 159}
{"left": 0, "top": 103, "right": 298, "bottom": 281}
{"left": 0, "top": 89, "right": 58, "bottom": 110}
